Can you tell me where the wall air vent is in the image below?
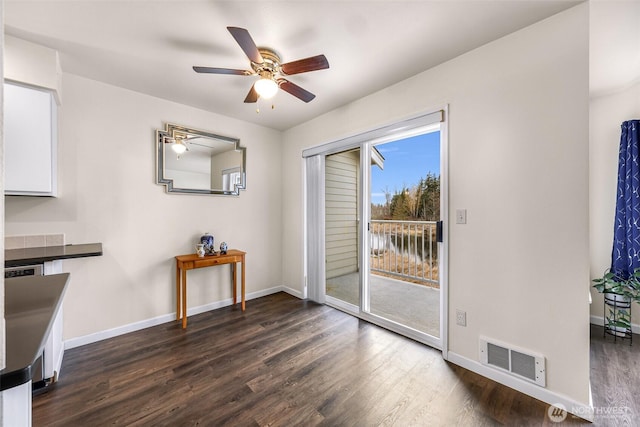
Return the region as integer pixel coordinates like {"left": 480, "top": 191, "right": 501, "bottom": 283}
{"left": 479, "top": 336, "right": 546, "bottom": 387}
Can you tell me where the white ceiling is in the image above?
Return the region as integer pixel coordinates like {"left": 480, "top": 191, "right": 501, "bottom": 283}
{"left": 589, "top": 0, "right": 640, "bottom": 98}
{"left": 5, "top": 1, "right": 635, "bottom": 131}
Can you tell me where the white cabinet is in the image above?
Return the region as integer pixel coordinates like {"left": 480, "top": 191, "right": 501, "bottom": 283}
{"left": 43, "top": 260, "right": 65, "bottom": 380}
{"left": 4, "top": 82, "right": 58, "bottom": 196}
{"left": 1, "top": 381, "right": 32, "bottom": 427}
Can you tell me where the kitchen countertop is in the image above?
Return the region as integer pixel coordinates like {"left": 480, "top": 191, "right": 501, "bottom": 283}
{"left": 5, "top": 243, "right": 103, "bottom": 268}
{"left": 1, "top": 273, "right": 70, "bottom": 391}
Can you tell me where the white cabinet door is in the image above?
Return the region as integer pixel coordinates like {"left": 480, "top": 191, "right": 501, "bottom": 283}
{"left": 4, "top": 82, "right": 57, "bottom": 196}
{"left": 0, "top": 381, "right": 32, "bottom": 427}
{"left": 43, "top": 260, "right": 65, "bottom": 381}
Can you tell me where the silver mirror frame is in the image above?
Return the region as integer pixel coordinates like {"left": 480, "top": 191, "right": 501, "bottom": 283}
{"left": 156, "top": 123, "right": 246, "bottom": 195}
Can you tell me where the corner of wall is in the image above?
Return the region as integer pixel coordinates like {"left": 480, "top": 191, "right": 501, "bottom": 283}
{"left": 1, "top": 2, "right": 6, "bottom": 375}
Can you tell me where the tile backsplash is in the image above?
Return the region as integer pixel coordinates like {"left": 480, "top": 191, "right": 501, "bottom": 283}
{"left": 5, "top": 234, "right": 65, "bottom": 250}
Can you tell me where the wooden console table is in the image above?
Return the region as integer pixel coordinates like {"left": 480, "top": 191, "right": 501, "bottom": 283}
{"left": 175, "top": 250, "right": 246, "bottom": 329}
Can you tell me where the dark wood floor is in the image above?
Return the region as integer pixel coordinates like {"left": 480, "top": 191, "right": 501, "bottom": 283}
{"left": 590, "top": 324, "right": 640, "bottom": 426}
{"left": 32, "top": 293, "right": 637, "bottom": 426}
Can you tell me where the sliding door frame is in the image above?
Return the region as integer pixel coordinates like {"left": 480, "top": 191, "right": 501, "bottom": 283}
{"left": 304, "top": 107, "right": 449, "bottom": 355}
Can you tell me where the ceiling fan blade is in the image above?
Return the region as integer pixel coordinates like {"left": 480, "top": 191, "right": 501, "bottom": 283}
{"left": 281, "top": 54, "right": 329, "bottom": 75}
{"left": 193, "top": 66, "right": 251, "bottom": 75}
{"left": 227, "top": 27, "right": 264, "bottom": 64}
{"left": 187, "top": 142, "right": 214, "bottom": 149}
{"left": 278, "top": 79, "right": 316, "bottom": 103}
{"left": 244, "top": 84, "right": 259, "bottom": 103}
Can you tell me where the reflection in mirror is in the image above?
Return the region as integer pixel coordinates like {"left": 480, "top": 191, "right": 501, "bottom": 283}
{"left": 156, "top": 123, "right": 246, "bottom": 195}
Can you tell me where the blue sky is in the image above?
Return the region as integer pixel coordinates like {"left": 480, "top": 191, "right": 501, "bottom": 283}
{"left": 371, "top": 131, "right": 440, "bottom": 205}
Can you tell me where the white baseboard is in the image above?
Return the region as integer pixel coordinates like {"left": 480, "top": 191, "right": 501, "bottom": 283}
{"left": 446, "top": 351, "right": 594, "bottom": 422}
{"left": 590, "top": 314, "right": 640, "bottom": 334}
{"left": 65, "top": 286, "right": 288, "bottom": 350}
{"left": 281, "top": 286, "right": 304, "bottom": 299}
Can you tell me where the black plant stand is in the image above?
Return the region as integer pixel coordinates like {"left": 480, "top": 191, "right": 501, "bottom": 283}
{"left": 603, "top": 292, "right": 633, "bottom": 345}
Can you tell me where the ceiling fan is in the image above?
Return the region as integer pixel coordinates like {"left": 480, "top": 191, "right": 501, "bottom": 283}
{"left": 164, "top": 134, "right": 210, "bottom": 157}
{"left": 193, "top": 27, "right": 329, "bottom": 103}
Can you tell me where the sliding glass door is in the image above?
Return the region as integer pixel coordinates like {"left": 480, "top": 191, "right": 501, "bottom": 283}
{"left": 306, "top": 109, "right": 447, "bottom": 349}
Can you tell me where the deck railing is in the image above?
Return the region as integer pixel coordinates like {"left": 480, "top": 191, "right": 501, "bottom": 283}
{"left": 370, "top": 220, "right": 439, "bottom": 286}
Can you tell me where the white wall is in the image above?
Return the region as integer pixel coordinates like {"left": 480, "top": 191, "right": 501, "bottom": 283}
{"left": 589, "top": 82, "right": 640, "bottom": 321}
{"left": 165, "top": 168, "right": 210, "bottom": 190}
{"left": 5, "top": 73, "right": 283, "bottom": 340}
{"left": 210, "top": 149, "right": 242, "bottom": 189}
{"left": 282, "top": 4, "right": 589, "bottom": 407}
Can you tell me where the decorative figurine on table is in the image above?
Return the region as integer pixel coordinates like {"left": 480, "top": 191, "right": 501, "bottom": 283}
{"left": 200, "top": 233, "right": 215, "bottom": 255}
{"left": 219, "top": 242, "right": 228, "bottom": 254}
{"left": 195, "top": 244, "right": 205, "bottom": 258}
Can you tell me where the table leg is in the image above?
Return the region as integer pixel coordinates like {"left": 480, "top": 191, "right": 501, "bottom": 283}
{"left": 231, "top": 263, "right": 237, "bottom": 305}
{"left": 241, "top": 257, "right": 246, "bottom": 311}
{"left": 176, "top": 263, "right": 181, "bottom": 321}
{"left": 181, "top": 269, "right": 188, "bottom": 329}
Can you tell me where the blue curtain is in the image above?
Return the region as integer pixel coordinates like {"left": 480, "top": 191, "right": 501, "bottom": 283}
{"left": 611, "top": 120, "right": 640, "bottom": 279}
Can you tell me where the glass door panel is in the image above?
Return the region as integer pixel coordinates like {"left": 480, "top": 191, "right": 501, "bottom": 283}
{"left": 325, "top": 148, "right": 361, "bottom": 309}
{"left": 367, "top": 132, "right": 441, "bottom": 338}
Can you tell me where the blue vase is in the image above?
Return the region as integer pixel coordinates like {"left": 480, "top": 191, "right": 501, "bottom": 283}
{"left": 200, "top": 233, "right": 214, "bottom": 255}
{"left": 220, "top": 242, "right": 228, "bottom": 254}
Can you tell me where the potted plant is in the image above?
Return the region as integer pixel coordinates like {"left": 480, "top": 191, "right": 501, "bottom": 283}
{"left": 592, "top": 270, "right": 640, "bottom": 339}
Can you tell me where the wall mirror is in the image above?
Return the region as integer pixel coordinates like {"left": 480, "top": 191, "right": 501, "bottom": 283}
{"left": 156, "top": 123, "right": 246, "bottom": 195}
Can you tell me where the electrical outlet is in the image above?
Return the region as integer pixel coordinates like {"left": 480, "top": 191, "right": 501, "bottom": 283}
{"left": 456, "top": 309, "right": 467, "bottom": 326}
{"left": 456, "top": 209, "right": 467, "bottom": 224}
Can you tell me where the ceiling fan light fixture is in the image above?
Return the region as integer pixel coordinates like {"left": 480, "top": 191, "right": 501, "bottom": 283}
{"left": 172, "top": 139, "right": 187, "bottom": 155}
{"left": 254, "top": 73, "right": 278, "bottom": 99}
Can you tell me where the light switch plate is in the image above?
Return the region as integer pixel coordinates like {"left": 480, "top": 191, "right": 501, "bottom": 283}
{"left": 456, "top": 209, "right": 467, "bottom": 224}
